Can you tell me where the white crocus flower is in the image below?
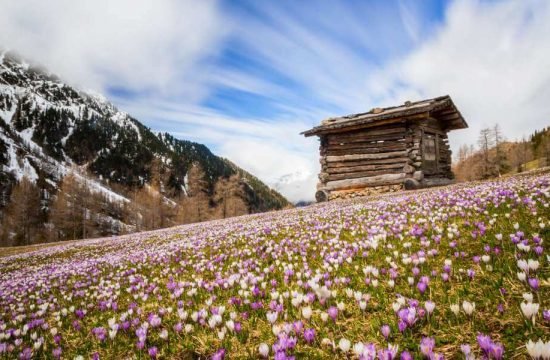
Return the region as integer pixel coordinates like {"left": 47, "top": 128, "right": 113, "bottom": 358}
{"left": 353, "top": 342, "right": 365, "bottom": 356}
{"left": 225, "top": 320, "right": 235, "bottom": 332}
{"left": 517, "top": 260, "right": 528, "bottom": 271}
{"left": 425, "top": 301, "right": 436, "bottom": 314}
{"left": 520, "top": 302, "right": 540, "bottom": 324}
{"left": 462, "top": 301, "right": 475, "bottom": 316}
{"left": 302, "top": 306, "right": 312, "bottom": 320}
{"left": 338, "top": 338, "right": 351, "bottom": 353}
{"left": 526, "top": 339, "right": 550, "bottom": 359}
{"left": 266, "top": 311, "right": 278, "bottom": 324}
{"left": 259, "top": 343, "right": 270, "bottom": 357}
{"left": 528, "top": 259, "right": 540, "bottom": 272}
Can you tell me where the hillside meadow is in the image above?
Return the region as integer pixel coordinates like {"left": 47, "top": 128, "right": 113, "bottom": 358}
{"left": 0, "top": 171, "right": 549, "bottom": 359}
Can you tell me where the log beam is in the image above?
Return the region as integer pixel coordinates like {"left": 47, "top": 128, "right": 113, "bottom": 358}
{"left": 325, "top": 173, "right": 406, "bottom": 191}
{"left": 326, "top": 151, "right": 407, "bottom": 163}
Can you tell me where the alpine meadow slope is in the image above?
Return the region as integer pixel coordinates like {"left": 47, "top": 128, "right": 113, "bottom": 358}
{"left": 0, "top": 170, "right": 548, "bottom": 358}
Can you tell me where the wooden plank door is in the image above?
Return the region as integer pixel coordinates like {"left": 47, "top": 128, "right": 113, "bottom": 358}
{"left": 422, "top": 132, "right": 438, "bottom": 174}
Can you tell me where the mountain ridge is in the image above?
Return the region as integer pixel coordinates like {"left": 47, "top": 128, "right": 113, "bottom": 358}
{"left": 0, "top": 50, "right": 290, "bottom": 246}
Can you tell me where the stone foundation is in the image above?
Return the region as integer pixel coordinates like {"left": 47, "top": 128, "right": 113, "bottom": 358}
{"left": 327, "top": 184, "right": 403, "bottom": 201}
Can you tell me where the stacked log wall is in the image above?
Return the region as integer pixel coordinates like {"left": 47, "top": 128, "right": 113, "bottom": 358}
{"left": 318, "top": 122, "right": 409, "bottom": 193}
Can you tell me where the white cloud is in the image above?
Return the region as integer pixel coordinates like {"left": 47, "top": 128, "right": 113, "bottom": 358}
{"left": 0, "top": 0, "right": 227, "bottom": 98}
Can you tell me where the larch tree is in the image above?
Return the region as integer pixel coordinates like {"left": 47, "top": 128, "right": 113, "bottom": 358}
{"left": 2, "top": 176, "right": 42, "bottom": 246}
{"left": 50, "top": 173, "right": 98, "bottom": 241}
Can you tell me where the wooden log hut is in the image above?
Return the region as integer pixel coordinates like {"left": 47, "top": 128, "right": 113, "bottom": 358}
{"left": 301, "top": 95, "right": 468, "bottom": 202}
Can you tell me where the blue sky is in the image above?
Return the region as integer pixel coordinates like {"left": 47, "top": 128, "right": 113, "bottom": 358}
{"left": 1, "top": 0, "right": 550, "bottom": 202}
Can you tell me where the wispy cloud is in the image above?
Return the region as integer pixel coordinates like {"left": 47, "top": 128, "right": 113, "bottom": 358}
{"left": 1, "top": 0, "right": 549, "bottom": 202}
{"left": 368, "top": 0, "right": 550, "bottom": 151}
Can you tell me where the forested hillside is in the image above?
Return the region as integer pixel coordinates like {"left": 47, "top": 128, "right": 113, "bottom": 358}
{"left": 453, "top": 124, "right": 550, "bottom": 181}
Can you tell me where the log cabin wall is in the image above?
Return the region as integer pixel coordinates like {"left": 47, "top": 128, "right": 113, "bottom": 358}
{"left": 317, "top": 121, "right": 410, "bottom": 200}
{"left": 304, "top": 95, "right": 468, "bottom": 202}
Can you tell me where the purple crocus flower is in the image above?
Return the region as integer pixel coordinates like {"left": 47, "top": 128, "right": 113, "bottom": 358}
{"left": 148, "top": 347, "right": 158, "bottom": 359}
{"left": 136, "top": 327, "right": 147, "bottom": 343}
{"left": 381, "top": 324, "right": 391, "bottom": 339}
{"left": 528, "top": 278, "right": 539, "bottom": 291}
{"left": 75, "top": 309, "right": 85, "bottom": 319}
{"left": 148, "top": 314, "right": 162, "bottom": 327}
{"left": 490, "top": 343, "right": 504, "bottom": 360}
{"left": 378, "top": 347, "right": 398, "bottom": 360}
{"left": 303, "top": 328, "right": 315, "bottom": 343}
{"left": 19, "top": 348, "right": 32, "bottom": 360}
{"left": 417, "top": 281, "right": 427, "bottom": 294}
{"left": 477, "top": 334, "right": 493, "bottom": 354}
{"left": 52, "top": 347, "right": 62, "bottom": 359}
{"left": 92, "top": 327, "right": 106, "bottom": 342}
{"left": 211, "top": 348, "right": 226, "bottom": 360}
{"left": 293, "top": 321, "right": 303, "bottom": 334}
{"left": 420, "top": 337, "right": 435, "bottom": 356}
{"left": 328, "top": 306, "right": 338, "bottom": 321}
{"left": 234, "top": 322, "right": 242, "bottom": 333}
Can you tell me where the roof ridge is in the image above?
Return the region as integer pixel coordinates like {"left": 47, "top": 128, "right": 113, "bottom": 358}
{"left": 303, "top": 95, "right": 467, "bottom": 137}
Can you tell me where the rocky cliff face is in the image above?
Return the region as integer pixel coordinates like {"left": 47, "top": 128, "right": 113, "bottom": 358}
{"left": 0, "top": 50, "right": 289, "bottom": 245}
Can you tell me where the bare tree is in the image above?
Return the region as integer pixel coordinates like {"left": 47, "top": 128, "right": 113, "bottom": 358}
{"left": 478, "top": 128, "right": 494, "bottom": 178}
{"left": 492, "top": 123, "right": 507, "bottom": 176}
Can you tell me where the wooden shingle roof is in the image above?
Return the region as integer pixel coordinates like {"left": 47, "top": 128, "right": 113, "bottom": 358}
{"left": 302, "top": 95, "right": 468, "bottom": 137}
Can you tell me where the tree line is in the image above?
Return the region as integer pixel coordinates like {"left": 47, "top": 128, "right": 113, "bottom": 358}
{"left": 454, "top": 124, "right": 550, "bottom": 181}
{"left": 0, "top": 164, "right": 255, "bottom": 247}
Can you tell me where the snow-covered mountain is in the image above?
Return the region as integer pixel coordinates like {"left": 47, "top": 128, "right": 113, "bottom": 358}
{"left": 272, "top": 170, "right": 316, "bottom": 204}
{"left": 0, "top": 50, "right": 289, "bottom": 246}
